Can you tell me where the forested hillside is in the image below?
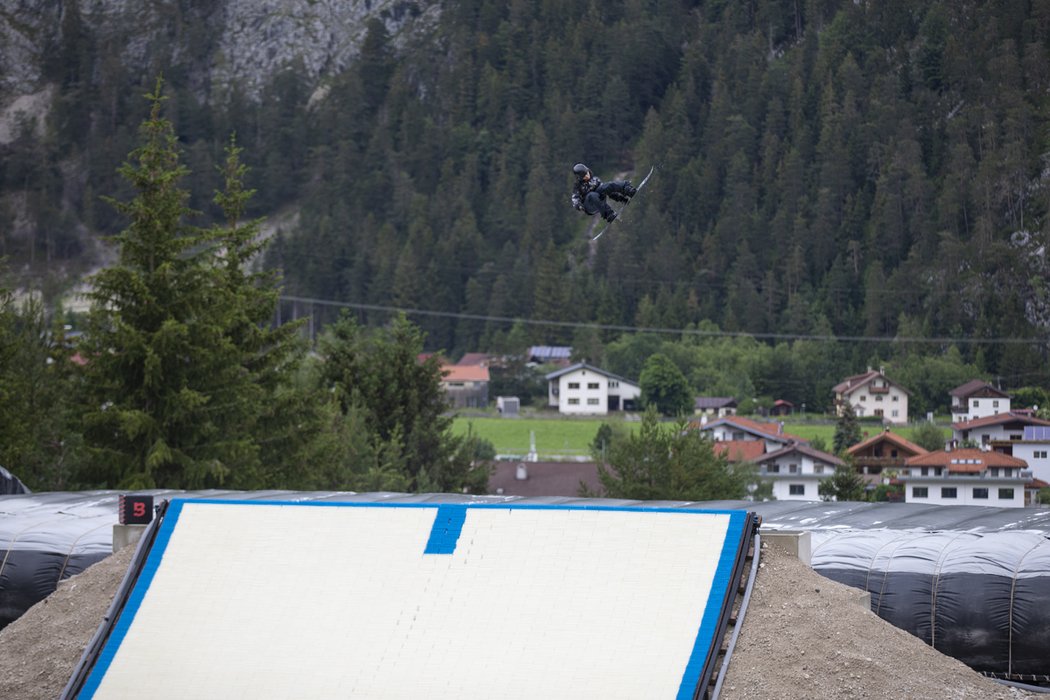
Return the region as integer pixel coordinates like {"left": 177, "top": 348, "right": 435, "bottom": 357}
{"left": 3, "top": 1, "right": 1050, "bottom": 387}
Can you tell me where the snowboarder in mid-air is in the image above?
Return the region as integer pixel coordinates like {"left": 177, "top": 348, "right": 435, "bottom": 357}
{"left": 570, "top": 163, "right": 637, "bottom": 223}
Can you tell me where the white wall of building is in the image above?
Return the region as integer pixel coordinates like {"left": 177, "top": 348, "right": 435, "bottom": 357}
{"left": 904, "top": 479, "right": 1026, "bottom": 507}
{"left": 1007, "top": 443, "right": 1050, "bottom": 483}
{"left": 849, "top": 384, "right": 909, "bottom": 424}
{"left": 759, "top": 453, "right": 835, "bottom": 501}
{"left": 548, "top": 367, "right": 640, "bottom": 416}
{"left": 963, "top": 396, "right": 1010, "bottom": 422}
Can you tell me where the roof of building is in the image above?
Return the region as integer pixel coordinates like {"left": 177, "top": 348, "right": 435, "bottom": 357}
{"left": 696, "top": 416, "right": 805, "bottom": 444}
{"left": 832, "top": 369, "right": 910, "bottom": 396}
{"left": 441, "top": 364, "right": 490, "bottom": 382}
{"left": 544, "top": 362, "right": 637, "bottom": 387}
{"left": 486, "top": 461, "right": 601, "bottom": 498}
{"left": 760, "top": 443, "right": 845, "bottom": 467}
{"left": 773, "top": 399, "right": 795, "bottom": 408}
{"left": 694, "top": 397, "right": 737, "bottom": 409}
{"left": 712, "top": 440, "right": 767, "bottom": 463}
{"left": 456, "top": 353, "right": 491, "bottom": 366}
{"left": 905, "top": 448, "right": 1028, "bottom": 473}
{"left": 846, "top": 429, "right": 929, "bottom": 457}
{"left": 951, "top": 411, "right": 1050, "bottom": 431}
{"left": 949, "top": 380, "right": 1010, "bottom": 399}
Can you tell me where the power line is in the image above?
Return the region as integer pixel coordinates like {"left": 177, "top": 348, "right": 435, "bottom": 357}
{"left": 278, "top": 295, "right": 1050, "bottom": 346}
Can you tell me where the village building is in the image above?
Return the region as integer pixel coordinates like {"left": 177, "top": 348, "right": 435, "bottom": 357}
{"left": 832, "top": 367, "right": 910, "bottom": 425}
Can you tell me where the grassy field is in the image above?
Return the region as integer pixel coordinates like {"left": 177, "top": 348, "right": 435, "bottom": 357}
{"left": 452, "top": 414, "right": 927, "bottom": 460}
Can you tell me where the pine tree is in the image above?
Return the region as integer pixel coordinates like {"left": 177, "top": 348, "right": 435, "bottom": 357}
{"left": 316, "top": 312, "right": 489, "bottom": 493}
{"left": 74, "top": 80, "right": 308, "bottom": 489}
{"left": 818, "top": 458, "right": 867, "bottom": 502}
{"left": 593, "top": 409, "right": 752, "bottom": 501}
{"left": 832, "top": 401, "right": 863, "bottom": 454}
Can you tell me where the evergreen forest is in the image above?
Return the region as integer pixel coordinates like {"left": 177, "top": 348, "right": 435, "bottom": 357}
{"left": 4, "top": 0, "right": 1050, "bottom": 400}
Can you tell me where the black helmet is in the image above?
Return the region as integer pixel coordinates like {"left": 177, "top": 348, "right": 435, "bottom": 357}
{"left": 573, "top": 163, "right": 590, "bottom": 177}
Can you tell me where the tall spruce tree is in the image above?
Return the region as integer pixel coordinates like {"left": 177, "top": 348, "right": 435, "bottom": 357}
{"left": 74, "top": 81, "right": 306, "bottom": 489}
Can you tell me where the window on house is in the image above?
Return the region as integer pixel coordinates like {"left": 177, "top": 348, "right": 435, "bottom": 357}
{"left": 587, "top": 398, "right": 600, "bottom": 405}
{"left": 935, "top": 467, "right": 942, "bottom": 476}
{"left": 973, "top": 488, "right": 989, "bottom": 499}
{"left": 860, "top": 395, "right": 867, "bottom": 401}
{"left": 568, "top": 382, "right": 579, "bottom": 389}
{"left": 1010, "top": 434, "right": 1022, "bottom": 441}
{"left": 992, "top": 400, "right": 999, "bottom": 408}
{"left": 789, "top": 484, "right": 805, "bottom": 496}
{"left": 974, "top": 400, "right": 980, "bottom": 407}
{"left": 875, "top": 409, "right": 884, "bottom": 417}
{"left": 875, "top": 395, "right": 884, "bottom": 402}
{"left": 789, "top": 464, "right": 798, "bottom": 474}
{"left": 941, "top": 487, "right": 957, "bottom": 499}
{"left": 732, "top": 431, "right": 744, "bottom": 440}
{"left": 609, "top": 381, "right": 619, "bottom": 388}
{"left": 913, "top": 487, "right": 928, "bottom": 498}
{"left": 768, "top": 465, "right": 780, "bottom": 474}
{"left": 567, "top": 398, "right": 580, "bottom": 405}
{"left": 892, "top": 395, "right": 899, "bottom": 401}
{"left": 891, "top": 410, "right": 899, "bottom": 417}
{"left": 920, "top": 467, "right": 928, "bottom": 476}
{"left": 990, "top": 468, "right": 999, "bottom": 477}
{"left": 890, "top": 449, "right": 898, "bottom": 458}
{"left": 1036, "top": 451, "right": 1048, "bottom": 459}
{"left": 588, "top": 382, "right": 600, "bottom": 389}
{"left": 814, "top": 465, "right": 824, "bottom": 475}
{"left": 998, "top": 488, "right": 1015, "bottom": 499}
{"left": 981, "top": 434, "right": 990, "bottom": 444}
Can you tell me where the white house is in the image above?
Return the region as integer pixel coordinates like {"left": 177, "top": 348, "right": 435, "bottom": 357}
{"left": 951, "top": 412, "right": 1050, "bottom": 448}
{"left": 949, "top": 380, "right": 1011, "bottom": 422}
{"left": 901, "top": 448, "right": 1031, "bottom": 508}
{"left": 545, "top": 363, "right": 640, "bottom": 416}
{"left": 756, "top": 443, "right": 844, "bottom": 501}
{"left": 987, "top": 424, "right": 1050, "bottom": 485}
{"left": 693, "top": 397, "right": 737, "bottom": 418}
{"left": 695, "top": 416, "right": 803, "bottom": 452}
{"left": 832, "top": 367, "right": 910, "bottom": 424}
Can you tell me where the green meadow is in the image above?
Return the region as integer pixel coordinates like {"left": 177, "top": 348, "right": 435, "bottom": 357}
{"left": 451, "top": 415, "right": 848, "bottom": 460}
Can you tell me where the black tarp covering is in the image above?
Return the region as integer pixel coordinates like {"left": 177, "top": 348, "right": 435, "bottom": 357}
{"left": 2, "top": 492, "right": 1049, "bottom": 677}
{"left": 0, "top": 465, "right": 30, "bottom": 495}
{"left": 810, "top": 529, "right": 1050, "bottom": 675}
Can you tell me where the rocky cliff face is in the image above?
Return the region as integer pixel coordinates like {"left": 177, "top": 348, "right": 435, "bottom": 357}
{"left": 0, "top": 0, "right": 438, "bottom": 112}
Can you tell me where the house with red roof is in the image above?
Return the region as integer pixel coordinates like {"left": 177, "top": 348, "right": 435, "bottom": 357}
{"left": 832, "top": 366, "right": 910, "bottom": 425}
{"left": 951, "top": 412, "right": 1050, "bottom": 448}
{"left": 440, "top": 363, "right": 490, "bottom": 409}
{"left": 901, "top": 448, "right": 1031, "bottom": 507}
{"left": 846, "top": 428, "right": 929, "bottom": 486}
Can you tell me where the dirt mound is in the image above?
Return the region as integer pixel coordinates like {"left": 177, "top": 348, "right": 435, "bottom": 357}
{"left": 0, "top": 541, "right": 1036, "bottom": 699}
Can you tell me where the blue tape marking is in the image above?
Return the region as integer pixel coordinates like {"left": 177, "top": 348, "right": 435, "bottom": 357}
{"left": 675, "top": 510, "right": 747, "bottom": 700}
{"left": 424, "top": 504, "right": 467, "bottom": 555}
{"left": 78, "top": 499, "right": 188, "bottom": 699}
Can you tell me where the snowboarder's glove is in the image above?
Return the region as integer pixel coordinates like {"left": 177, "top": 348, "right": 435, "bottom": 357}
{"left": 571, "top": 194, "right": 582, "bottom": 210}
{"left": 623, "top": 182, "right": 637, "bottom": 198}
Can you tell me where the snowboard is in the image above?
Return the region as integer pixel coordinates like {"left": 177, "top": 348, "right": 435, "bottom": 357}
{"left": 591, "top": 165, "right": 656, "bottom": 241}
